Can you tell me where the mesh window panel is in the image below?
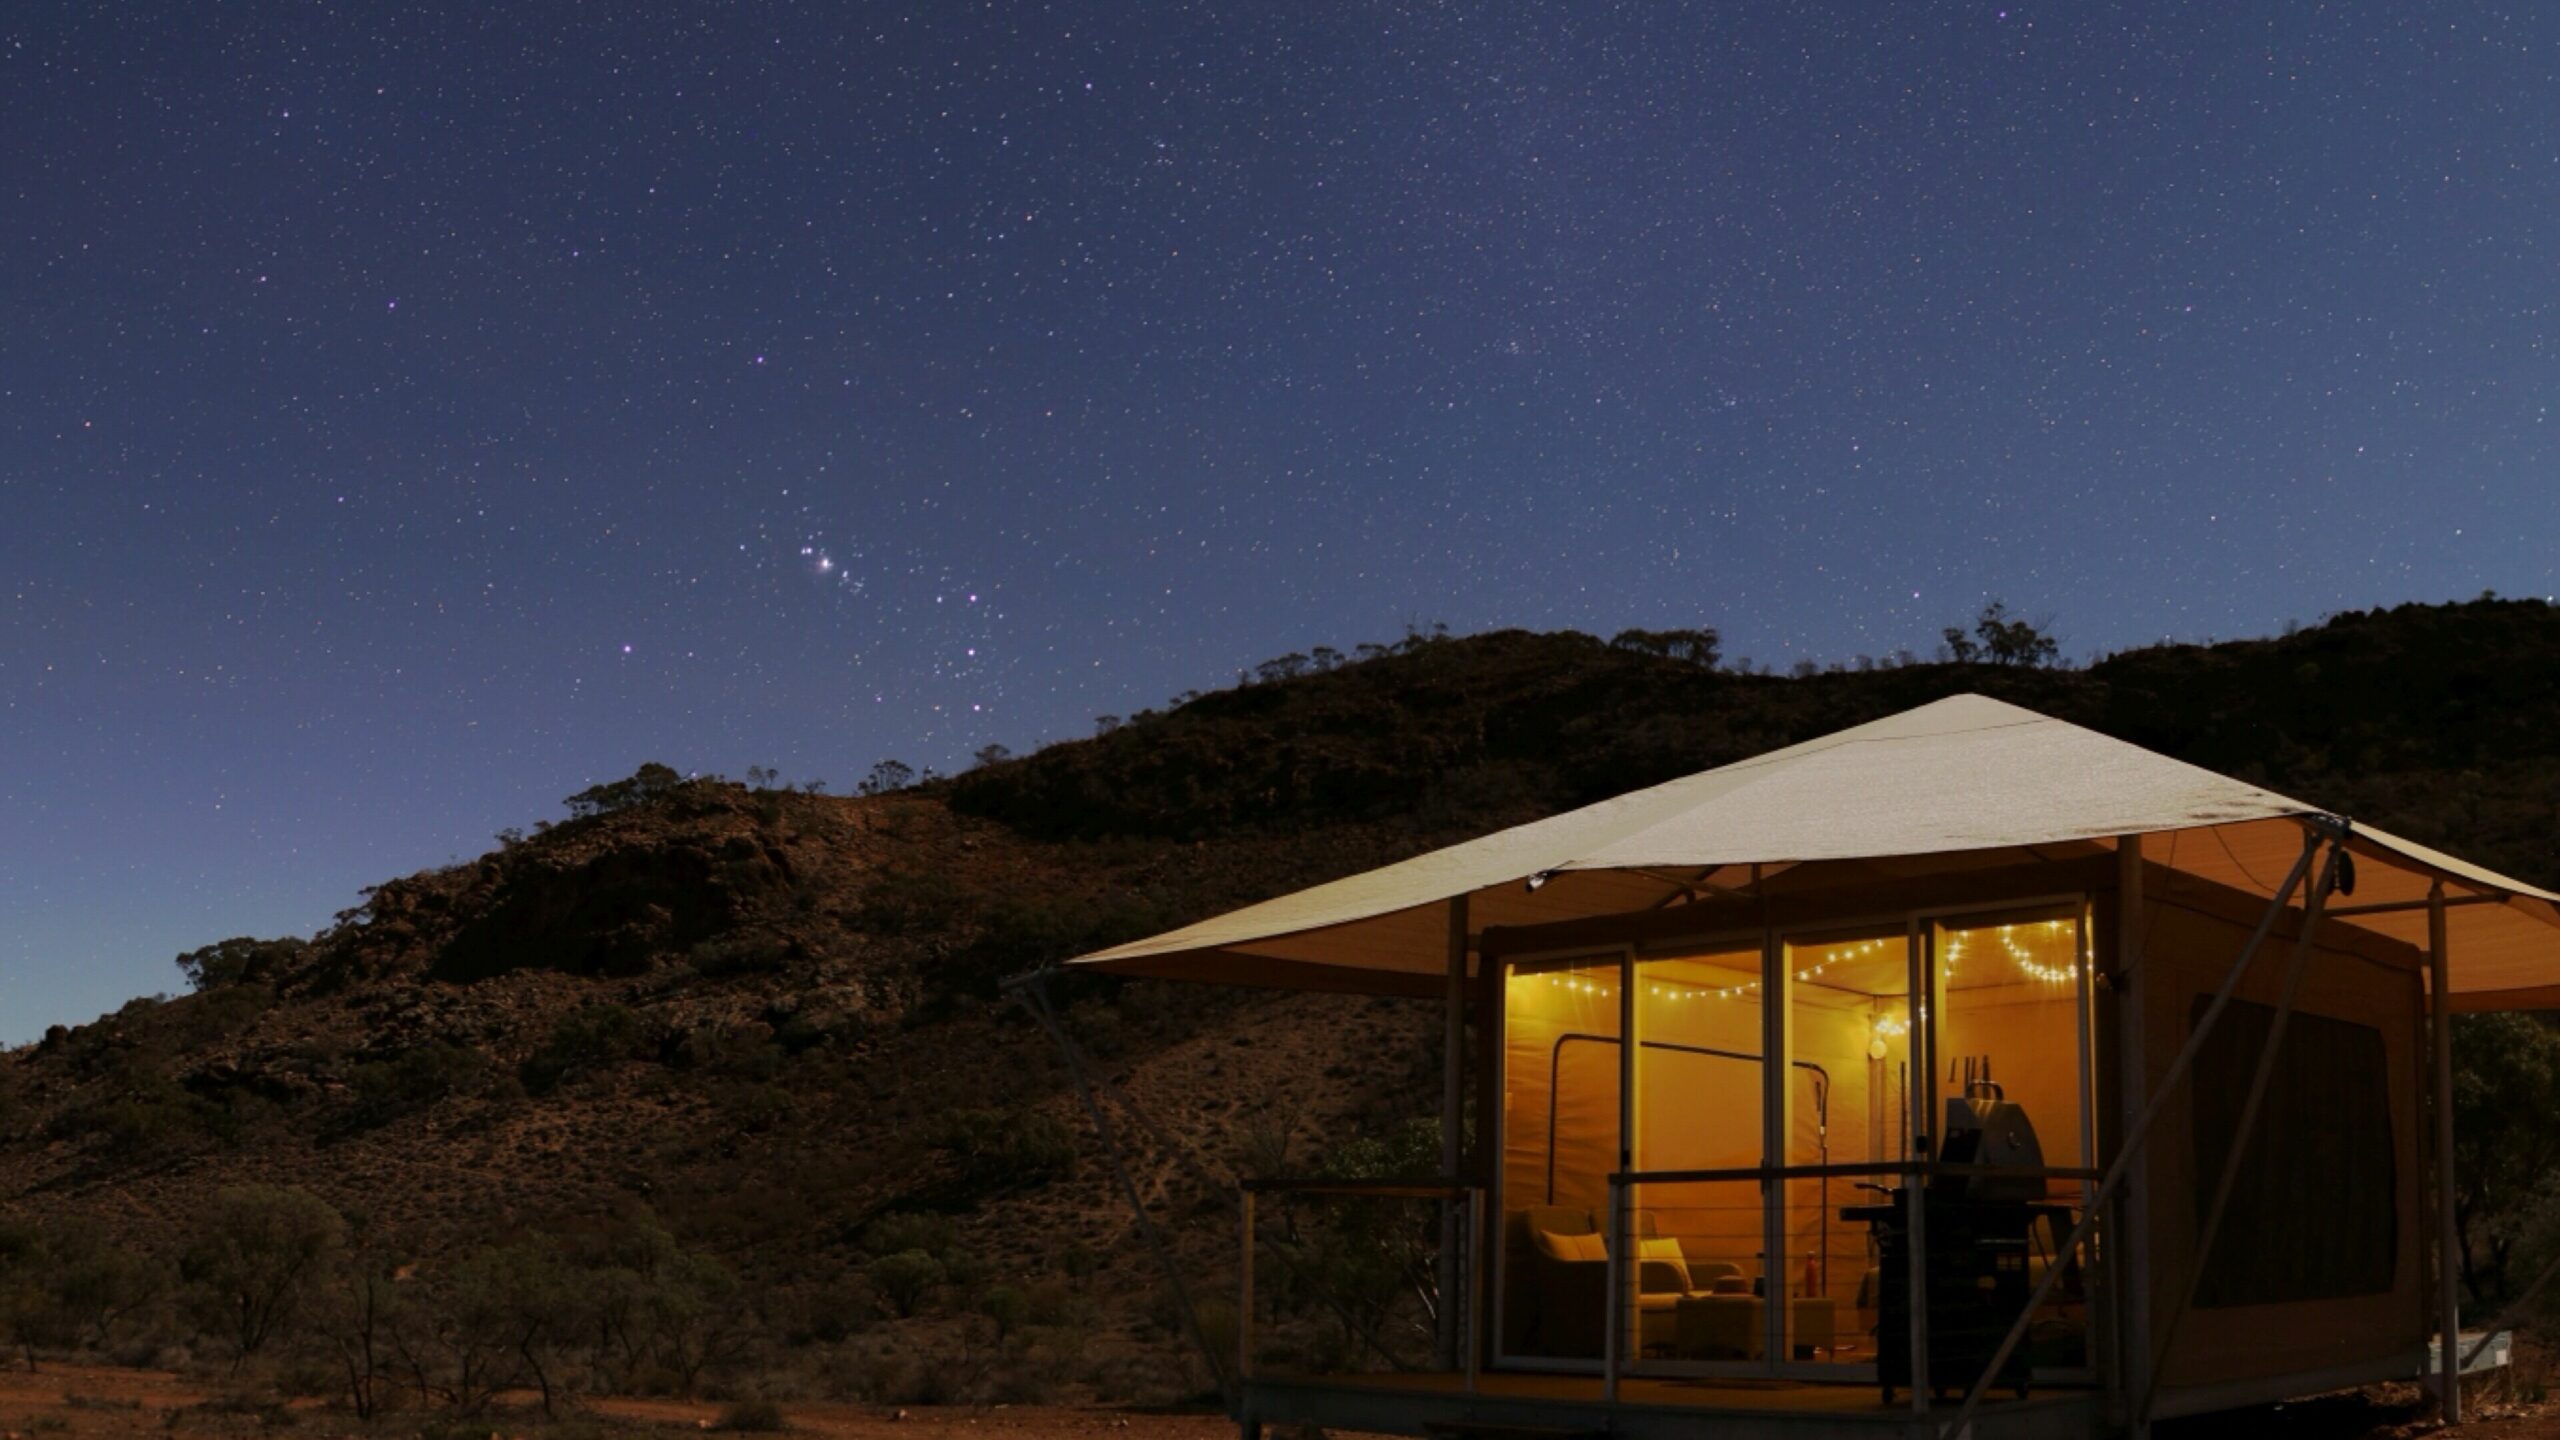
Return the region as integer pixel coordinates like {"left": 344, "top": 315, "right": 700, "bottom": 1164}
{"left": 2188, "top": 998, "right": 2396, "bottom": 1307}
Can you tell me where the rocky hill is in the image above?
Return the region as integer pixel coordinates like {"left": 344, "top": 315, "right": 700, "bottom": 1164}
{"left": 5, "top": 598, "right": 2558, "bottom": 1398}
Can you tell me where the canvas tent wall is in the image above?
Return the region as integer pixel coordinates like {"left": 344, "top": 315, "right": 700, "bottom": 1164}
{"left": 2126, "top": 878, "right": 2431, "bottom": 1414}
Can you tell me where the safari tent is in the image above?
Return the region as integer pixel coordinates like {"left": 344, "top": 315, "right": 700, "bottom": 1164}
{"left": 1036, "top": 694, "right": 2560, "bottom": 1440}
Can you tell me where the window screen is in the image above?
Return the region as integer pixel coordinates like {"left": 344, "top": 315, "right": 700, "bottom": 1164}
{"left": 2188, "top": 998, "right": 2395, "bottom": 1307}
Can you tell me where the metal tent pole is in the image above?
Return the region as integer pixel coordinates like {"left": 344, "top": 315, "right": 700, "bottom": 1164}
{"left": 1936, "top": 825, "right": 2331, "bottom": 1440}
{"left": 2429, "top": 882, "right": 2464, "bottom": 1422}
{"left": 1438, "top": 895, "right": 1469, "bottom": 1371}
{"left": 2134, "top": 843, "right": 2343, "bottom": 1426}
{"left": 1905, "top": 916, "right": 1933, "bottom": 1422}
{"left": 2114, "top": 834, "right": 2152, "bottom": 1439}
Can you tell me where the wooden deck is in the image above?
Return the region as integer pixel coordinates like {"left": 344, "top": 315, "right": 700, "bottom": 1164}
{"left": 1240, "top": 1368, "right": 2107, "bottom": 1440}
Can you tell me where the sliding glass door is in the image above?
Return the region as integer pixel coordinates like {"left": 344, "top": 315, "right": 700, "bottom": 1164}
{"left": 1491, "top": 904, "right": 2094, "bottom": 1382}
{"left": 1777, "top": 929, "right": 1915, "bottom": 1375}
{"left": 1627, "top": 944, "right": 1766, "bottom": 1369}
{"left": 1497, "top": 952, "right": 1623, "bottom": 1365}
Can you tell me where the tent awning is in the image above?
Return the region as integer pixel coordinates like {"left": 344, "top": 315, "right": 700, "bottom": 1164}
{"left": 1065, "top": 694, "right": 2560, "bottom": 1009}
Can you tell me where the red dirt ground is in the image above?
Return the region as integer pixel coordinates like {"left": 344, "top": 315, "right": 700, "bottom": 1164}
{"left": 4, "top": 1360, "right": 2558, "bottom": 1440}
{"left": 0, "top": 1363, "right": 1238, "bottom": 1440}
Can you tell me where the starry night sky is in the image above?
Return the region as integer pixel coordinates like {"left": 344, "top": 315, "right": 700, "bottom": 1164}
{"left": 6, "top": 4, "right": 2559, "bottom": 1038}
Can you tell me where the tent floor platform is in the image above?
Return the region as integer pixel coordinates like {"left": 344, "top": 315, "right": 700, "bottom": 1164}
{"left": 1240, "top": 1371, "right": 2106, "bottom": 1440}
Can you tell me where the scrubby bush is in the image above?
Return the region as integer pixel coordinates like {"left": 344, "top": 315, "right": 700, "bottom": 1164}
{"left": 856, "top": 759, "right": 915, "bottom": 795}
{"left": 976, "top": 1284, "right": 1029, "bottom": 1341}
{"left": 926, "top": 1107, "right": 1076, "bottom": 1193}
{"left": 1607, "top": 627, "right": 1721, "bottom": 667}
{"left": 0, "top": 1217, "right": 167, "bottom": 1366}
{"left": 686, "top": 935, "right": 789, "bottom": 978}
{"left": 938, "top": 893, "right": 1170, "bottom": 999}
{"left": 520, "top": 1004, "right": 653, "bottom": 1096}
{"left": 349, "top": 1043, "right": 489, "bottom": 1124}
{"left": 1943, "top": 599, "right": 2059, "bottom": 667}
{"left": 866, "top": 1252, "right": 944, "bottom": 1318}
{"left": 2454, "top": 1013, "right": 2560, "bottom": 1302}
{"left": 180, "top": 1185, "right": 345, "bottom": 1368}
{"left": 564, "top": 762, "right": 686, "bottom": 819}
{"left": 47, "top": 1069, "right": 230, "bottom": 1155}
{"left": 175, "top": 937, "right": 307, "bottom": 992}
{"left": 175, "top": 982, "right": 276, "bottom": 1045}
{"left": 854, "top": 869, "right": 968, "bottom": 937}
{"left": 313, "top": 1252, "right": 410, "bottom": 1419}
{"left": 856, "top": 1213, "right": 958, "bottom": 1261}
{"left": 445, "top": 1236, "right": 583, "bottom": 1414}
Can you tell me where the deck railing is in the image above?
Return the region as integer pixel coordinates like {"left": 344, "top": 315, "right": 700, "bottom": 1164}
{"left": 1601, "top": 1161, "right": 2112, "bottom": 1411}
{"left": 1234, "top": 1162, "right": 2113, "bottom": 1417}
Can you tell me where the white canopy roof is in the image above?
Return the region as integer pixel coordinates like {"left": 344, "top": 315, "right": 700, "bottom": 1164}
{"left": 1069, "top": 694, "right": 2560, "bottom": 1008}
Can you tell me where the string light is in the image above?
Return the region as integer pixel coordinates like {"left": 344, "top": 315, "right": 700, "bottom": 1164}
{"left": 1534, "top": 972, "right": 1614, "bottom": 999}
{"left": 1792, "top": 936, "right": 1890, "bottom": 985}
{"left": 1532, "top": 925, "right": 2078, "bottom": 1008}
{"left": 1945, "top": 922, "right": 2076, "bottom": 985}
{"left": 1635, "top": 972, "right": 1761, "bottom": 1001}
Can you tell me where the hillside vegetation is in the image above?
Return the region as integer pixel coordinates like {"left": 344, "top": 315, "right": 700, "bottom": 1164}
{"left": 3, "top": 598, "right": 2558, "bottom": 1411}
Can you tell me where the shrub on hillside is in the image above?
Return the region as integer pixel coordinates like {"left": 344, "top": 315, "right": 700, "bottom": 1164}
{"left": 46, "top": 1058, "right": 237, "bottom": 1156}
{"left": 853, "top": 869, "right": 967, "bottom": 937}
{"left": 1607, "top": 627, "right": 1721, "bottom": 667}
{"left": 349, "top": 1042, "right": 490, "bottom": 1124}
{"left": 1942, "top": 599, "right": 2060, "bottom": 667}
{"left": 686, "top": 934, "right": 790, "bottom": 978}
{"left": 564, "top": 762, "right": 686, "bottom": 820}
{"left": 0, "top": 1216, "right": 167, "bottom": 1364}
{"left": 447, "top": 1237, "right": 582, "bottom": 1414}
{"left": 939, "top": 893, "right": 1171, "bottom": 999}
{"left": 866, "top": 1251, "right": 944, "bottom": 1319}
{"left": 927, "top": 1107, "right": 1076, "bottom": 1193}
{"left": 520, "top": 1004, "right": 654, "bottom": 1096}
{"left": 856, "top": 1212, "right": 958, "bottom": 1261}
{"left": 179, "top": 1185, "right": 344, "bottom": 1368}
{"left": 176, "top": 937, "right": 308, "bottom": 992}
{"left": 2453, "top": 1013, "right": 2560, "bottom": 1302}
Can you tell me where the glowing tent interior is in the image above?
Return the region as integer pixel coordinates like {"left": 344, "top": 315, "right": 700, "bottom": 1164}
{"left": 1048, "top": 694, "right": 2560, "bottom": 1437}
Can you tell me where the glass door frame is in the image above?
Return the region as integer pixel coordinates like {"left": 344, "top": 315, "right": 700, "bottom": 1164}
{"left": 1624, "top": 925, "right": 1779, "bottom": 1382}
{"left": 1489, "top": 942, "right": 1636, "bottom": 1375}
{"left": 1919, "top": 897, "right": 2102, "bottom": 1388}
{"left": 1486, "top": 892, "right": 2102, "bottom": 1388}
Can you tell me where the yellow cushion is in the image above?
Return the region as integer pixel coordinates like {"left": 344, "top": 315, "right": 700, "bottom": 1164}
{"left": 1639, "top": 1236, "right": 1692, "bottom": 1292}
{"left": 1534, "top": 1228, "right": 1607, "bottom": 1263}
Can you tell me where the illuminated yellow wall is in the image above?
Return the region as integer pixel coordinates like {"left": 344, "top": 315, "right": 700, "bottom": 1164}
{"left": 1502, "top": 958, "right": 1624, "bottom": 1217}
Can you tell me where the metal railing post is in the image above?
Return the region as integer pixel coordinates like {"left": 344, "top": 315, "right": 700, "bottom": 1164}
{"left": 1603, "top": 1175, "right": 1624, "bottom": 1405}
{"left": 1466, "top": 1187, "right": 1484, "bottom": 1394}
{"left": 1908, "top": 1153, "right": 1932, "bottom": 1419}
{"left": 2428, "top": 882, "right": 2463, "bottom": 1422}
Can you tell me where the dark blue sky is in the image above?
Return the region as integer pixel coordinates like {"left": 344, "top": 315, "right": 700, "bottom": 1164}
{"left": 5, "top": 3, "right": 2557, "bottom": 1040}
